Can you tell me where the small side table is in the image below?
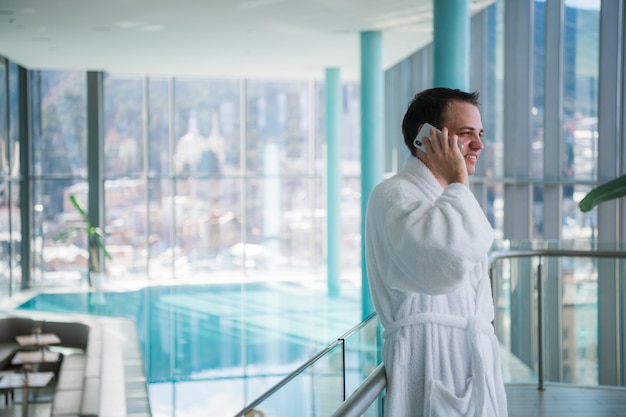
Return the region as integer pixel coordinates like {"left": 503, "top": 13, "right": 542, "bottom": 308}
{"left": 15, "top": 333, "right": 61, "bottom": 348}
{"left": 0, "top": 371, "right": 55, "bottom": 417}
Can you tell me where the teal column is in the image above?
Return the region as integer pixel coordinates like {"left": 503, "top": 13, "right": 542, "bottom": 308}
{"left": 360, "top": 31, "right": 384, "bottom": 319}
{"left": 325, "top": 68, "right": 341, "bottom": 297}
{"left": 433, "top": 0, "right": 470, "bottom": 90}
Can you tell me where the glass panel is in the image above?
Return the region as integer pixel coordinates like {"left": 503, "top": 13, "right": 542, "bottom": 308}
{"left": 491, "top": 241, "right": 539, "bottom": 384}
{"left": 562, "top": 0, "right": 600, "bottom": 241}
{"left": 490, "top": 242, "right": 612, "bottom": 386}
{"left": 343, "top": 318, "right": 380, "bottom": 396}
{"left": 557, "top": 255, "right": 598, "bottom": 384}
{"left": 531, "top": 1, "right": 546, "bottom": 239}
{"left": 245, "top": 80, "right": 311, "bottom": 176}
{"left": 247, "top": 343, "right": 345, "bottom": 417}
{"left": 5, "top": 64, "right": 21, "bottom": 294}
{"left": 104, "top": 75, "right": 145, "bottom": 178}
{"left": 104, "top": 177, "right": 147, "bottom": 279}
{"left": 531, "top": 0, "right": 545, "bottom": 181}
{"left": 32, "top": 71, "right": 87, "bottom": 177}
{"left": 482, "top": 0, "right": 505, "bottom": 239}
{"left": 7, "top": 180, "right": 21, "bottom": 293}
{"left": 341, "top": 83, "right": 361, "bottom": 167}
{"left": 146, "top": 178, "right": 174, "bottom": 281}
{"left": 0, "top": 59, "right": 8, "bottom": 301}
{"left": 341, "top": 175, "right": 361, "bottom": 276}
{"left": 569, "top": 184, "right": 597, "bottom": 240}
{"left": 30, "top": 70, "right": 88, "bottom": 288}
{"left": 147, "top": 78, "right": 171, "bottom": 176}
{"left": 280, "top": 177, "right": 312, "bottom": 268}
{"left": 8, "top": 72, "right": 19, "bottom": 182}
{"left": 41, "top": 180, "right": 89, "bottom": 285}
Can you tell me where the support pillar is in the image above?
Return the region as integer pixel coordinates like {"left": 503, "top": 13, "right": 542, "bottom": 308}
{"left": 433, "top": 0, "right": 470, "bottom": 90}
{"left": 325, "top": 67, "right": 341, "bottom": 297}
{"left": 360, "top": 31, "right": 384, "bottom": 319}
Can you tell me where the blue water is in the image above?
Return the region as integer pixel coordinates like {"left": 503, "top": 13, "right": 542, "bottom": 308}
{"left": 17, "top": 282, "right": 362, "bottom": 415}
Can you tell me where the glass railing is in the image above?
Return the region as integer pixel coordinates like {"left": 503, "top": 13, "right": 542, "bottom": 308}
{"left": 234, "top": 313, "right": 382, "bottom": 417}
{"left": 238, "top": 241, "right": 626, "bottom": 416}
{"left": 490, "top": 240, "right": 626, "bottom": 389}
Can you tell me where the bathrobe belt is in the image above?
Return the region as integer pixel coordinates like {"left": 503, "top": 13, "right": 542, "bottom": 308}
{"left": 382, "top": 312, "right": 492, "bottom": 416}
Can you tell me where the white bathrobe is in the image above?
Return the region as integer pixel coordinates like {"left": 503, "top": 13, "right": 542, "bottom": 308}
{"left": 365, "top": 156, "right": 508, "bottom": 417}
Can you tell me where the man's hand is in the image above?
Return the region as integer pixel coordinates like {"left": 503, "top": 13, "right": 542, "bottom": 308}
{"left": 423, "top": 127, "right": 468, "bottom": 187}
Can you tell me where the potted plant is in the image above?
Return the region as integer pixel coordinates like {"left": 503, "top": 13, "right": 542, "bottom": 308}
{"left": 54, "top": 194, "right": 112, "bottom": 288}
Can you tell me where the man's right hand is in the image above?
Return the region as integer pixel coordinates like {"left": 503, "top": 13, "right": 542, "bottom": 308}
{"left": 421, "top": 127, "right": 469, "bottom": 187}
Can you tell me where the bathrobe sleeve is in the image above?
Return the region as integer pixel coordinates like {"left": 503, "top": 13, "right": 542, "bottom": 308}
{"left": 369, "top": 181, "right": 493, "bottom": 295}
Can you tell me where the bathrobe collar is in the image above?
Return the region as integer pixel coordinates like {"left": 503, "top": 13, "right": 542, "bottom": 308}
{"left": 402, "top": 156, "right": 444, "bottom": 199}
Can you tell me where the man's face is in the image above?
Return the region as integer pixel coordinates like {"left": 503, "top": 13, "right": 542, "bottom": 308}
{"left": 441, "top": 100, "right": 484, "bottom": 175}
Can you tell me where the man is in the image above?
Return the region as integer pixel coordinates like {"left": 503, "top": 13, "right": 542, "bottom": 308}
{"left": 365, "top": 88, "right": 508, "bottom": 416}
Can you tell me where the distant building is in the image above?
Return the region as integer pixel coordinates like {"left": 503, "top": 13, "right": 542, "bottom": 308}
{"left": 175, "top": 110, "right": 225, "bottom": 175}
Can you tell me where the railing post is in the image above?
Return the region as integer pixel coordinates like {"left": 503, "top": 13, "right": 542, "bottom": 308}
{"left": 537, "top": 258, "right": 545, "bottom": 391}
{"left": 341, "top": 337, "right": 347, "bottom": 401}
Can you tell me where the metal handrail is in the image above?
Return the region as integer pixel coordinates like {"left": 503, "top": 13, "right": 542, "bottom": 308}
{"left": 489, "top": 248, "right": 626, "bottom": 263}
{"left": 233, "top": 312, "right": 378, "bottom": 417}
{"left": 330, "top": 364, "right": 386, "bottom": 417}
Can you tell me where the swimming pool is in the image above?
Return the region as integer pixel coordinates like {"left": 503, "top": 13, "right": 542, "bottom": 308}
{"left": 17, "top": 282, "right": 362, "bottom": 416}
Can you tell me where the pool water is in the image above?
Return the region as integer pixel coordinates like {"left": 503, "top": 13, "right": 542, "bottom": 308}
{"left": 17, "top": 282, "right": 362, "bottom": 416}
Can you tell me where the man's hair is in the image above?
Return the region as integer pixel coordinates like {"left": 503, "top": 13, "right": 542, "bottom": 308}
{"left": 402, "top": 88, "right": 480, "bottom": 154}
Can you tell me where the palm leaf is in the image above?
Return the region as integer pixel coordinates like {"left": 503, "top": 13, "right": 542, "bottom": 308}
{"left": 579, "top": 174, "right": 626, "bottom": 212}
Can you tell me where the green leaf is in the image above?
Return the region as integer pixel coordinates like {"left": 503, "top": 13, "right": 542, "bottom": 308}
{"left": 579, "top": 174, "right": 626, "bottom": 212}
{"left": 69, "top": 194, "right": 90, "bottom": 224}
{"left": 58, "top": 194, "right": 112, "bottom": 261}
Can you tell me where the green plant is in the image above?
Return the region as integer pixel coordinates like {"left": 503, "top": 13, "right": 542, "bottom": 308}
{"left": 54, "top": 194, "right": 112, "bottom": 285}
{"left": 579, "top": 174, "right": 626, "bottom": 212}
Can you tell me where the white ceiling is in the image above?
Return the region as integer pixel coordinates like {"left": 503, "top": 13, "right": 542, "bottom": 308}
{"left": 0, "top": 0, "right": 494, "bottom": 80}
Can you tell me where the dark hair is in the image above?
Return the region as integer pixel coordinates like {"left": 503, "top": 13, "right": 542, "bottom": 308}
{"left": 402, "top": 88, "right": 480, "bottom": 154}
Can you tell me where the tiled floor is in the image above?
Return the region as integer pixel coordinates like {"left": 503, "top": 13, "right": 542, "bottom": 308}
{"left": 2, "top": 383, "right": 626, "bottom": 416}
{"left": 506, "top": 383, "right": 626, "bottom": 417}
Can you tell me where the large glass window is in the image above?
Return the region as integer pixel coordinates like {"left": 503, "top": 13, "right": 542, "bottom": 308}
{"left": 479, "top": 0, "right": 505, "bottom": 240}
{"left": 32, "top": 71, "right": 88, "bottom": 287}
{"left": 562, "top": 0, "right": 600, "bottom": 243}
{"left": 530, "top": 0, "right": 600, "bottom": 241}
{"left": 561, "top": 0, "right": 601, "bottom": 386}
{"left": 28, "top": 73, "right": 361, "bottom": 288}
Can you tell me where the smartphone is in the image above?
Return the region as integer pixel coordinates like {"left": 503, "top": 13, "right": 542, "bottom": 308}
{"left": 413, "top": 123, "right": 441, "bottom": 152}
